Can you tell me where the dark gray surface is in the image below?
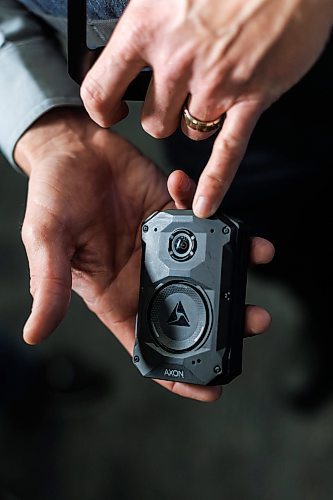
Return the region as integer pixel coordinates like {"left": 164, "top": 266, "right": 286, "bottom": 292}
{"left": 134, "top": 210, "right": 247, "bottom": 385}
{"left": 1, "top": 106, "right": 333, "bottom": 500}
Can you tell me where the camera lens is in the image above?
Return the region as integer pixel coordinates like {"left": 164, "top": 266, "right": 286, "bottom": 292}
{"left": 169, "top": 229, "right": 197, "bottom": 261}
{"left": 174, "top": 235, "right": 190, "bottom": 255}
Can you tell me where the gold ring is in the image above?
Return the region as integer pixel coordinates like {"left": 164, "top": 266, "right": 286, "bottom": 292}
{"left": 183, "top": 106, "right": 224, "bottom": 133}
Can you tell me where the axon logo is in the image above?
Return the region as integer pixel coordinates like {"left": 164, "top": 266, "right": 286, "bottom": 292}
{"left": 167, "top": 301, "right": 190, "bottom": 327}
{"left": 164, "top": 368, "right": 184, "bottom": 379}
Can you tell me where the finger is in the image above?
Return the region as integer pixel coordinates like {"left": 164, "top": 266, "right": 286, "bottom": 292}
{"left": 156, "top": 305, "right": 272, "bottom": 400}
{"left": 21, "top": 217, "right": 72, "bottom": 345}
{"left": 167, "top": 182, "right": 275, "bottom": 263}
{"left": 141, "top": 73, "right": 188, "bottom": 139}
{"left": 157, "top": 379, "right": 223, "bottom": 402}
{"left": 193, "top": 100, "right": 263, "bottom": 218}
{"left": 250, "top": 237, "right": 275, "bottom": 265}
{"left": 181, "top": 94, "right": 226, "bottom": 142}
{"left": 97, "top": 314, "right": 222, "bottom": 402}
{"left": 245, "top": 305, "right": 272, "bottom": 337}
{"left": 157, "top": 305, "right": 272, "bottom": 399}
{"left": 167, "top": 170, "right": 196, "bottom": 209}
{"left": 81, "top": 28, "right": 146, "bottom": 127}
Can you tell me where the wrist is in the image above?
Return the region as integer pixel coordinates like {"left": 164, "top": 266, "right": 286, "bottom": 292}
{"left": 14, "top": 107, "right": 93, "bottom": 175}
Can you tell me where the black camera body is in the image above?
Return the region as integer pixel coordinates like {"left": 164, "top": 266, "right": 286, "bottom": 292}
{"left": 133, "top": 210, "right": 249, "bottom": 386}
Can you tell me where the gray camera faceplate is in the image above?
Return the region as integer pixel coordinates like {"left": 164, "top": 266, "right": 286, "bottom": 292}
{"left": 134, "top": 210, "right": 248, "bottom": 386}
{"left": 142, "top": 211, "right": 230, "bottom": 290}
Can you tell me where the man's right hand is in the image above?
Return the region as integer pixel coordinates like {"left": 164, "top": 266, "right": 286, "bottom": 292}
{"left": 82, "top": 0, "right": 333, "bottom": 220}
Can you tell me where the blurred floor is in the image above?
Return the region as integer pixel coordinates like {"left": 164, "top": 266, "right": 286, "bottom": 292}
{"left": 1, "top": 104, "right": 333, "bottom": 500}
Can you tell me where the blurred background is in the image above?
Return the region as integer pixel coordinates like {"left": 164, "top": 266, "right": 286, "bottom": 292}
{"left": 1, "top": 56, "right": 333, "bottom": 499}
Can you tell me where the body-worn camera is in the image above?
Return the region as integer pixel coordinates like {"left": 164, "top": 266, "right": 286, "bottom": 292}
{"left": 133, "top": 210, "right": 249, "bottom": 386}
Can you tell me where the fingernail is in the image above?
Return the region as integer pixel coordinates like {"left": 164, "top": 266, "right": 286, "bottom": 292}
{"left": 23, "top": 312, "right": 38, "bottom": 345}
{"left": 194, "top": 196, "right": 211, "bottom": 218}
{"left": 23, "top": 326, "right": 33, "bottom": 345}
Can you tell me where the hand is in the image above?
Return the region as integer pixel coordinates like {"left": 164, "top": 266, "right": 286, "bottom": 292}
{"left": 15, "top": 108, "right": 274, "bottom": 402}
{"left": 81, "top": 0, "right": 333, "bottom": 218}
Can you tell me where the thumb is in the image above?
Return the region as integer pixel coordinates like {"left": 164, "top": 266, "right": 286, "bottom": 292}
{"left": 21, "top": 217, "right": 72, "bottom": 345}
{"left": 167, "top": 170, "right": 196, "bottom": 209}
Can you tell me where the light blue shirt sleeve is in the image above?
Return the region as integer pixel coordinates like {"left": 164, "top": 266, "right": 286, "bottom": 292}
{"left": 0, "top": 0, "right": 83, "bottom": 171}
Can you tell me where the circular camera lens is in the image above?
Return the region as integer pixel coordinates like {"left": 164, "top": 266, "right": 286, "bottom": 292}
{"left": 169, "top": 229, "right": 197, "bottom": 261}
{"left": 174, "top": 235, "right": 190, "bottom": 255}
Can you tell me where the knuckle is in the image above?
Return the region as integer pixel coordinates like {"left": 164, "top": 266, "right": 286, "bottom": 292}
{"left": 80, "top": 76, "right": 109, "bottom": 124}
{"left": 121, "top": 16, "right": 148, "bottom": 49}
{"left": 231, "top": 62, "right": 255, "bottom": 86}
{"left": 156, "top": 66, "right": 177, "bottom": 89}
{"left": 157, "top": 46, "right": 192, "bottom": 82}
{"left": 168, "top": 55, "right": 190, "bottom": 81}
{"left": 205, "top": 170, "right": 227, "bottom": 188}
{"left": 21, "top": 220, "right": 37, "bottom": 247}
{"left": 29, "top": 276, "right": 37, "bottom": 297}
{"left": 196, "top": 59, "right": 229, "bottom": 91}
{"left": 21, "top": 221, "right": 42, "bottom": 249}
{"left": 21, "top": 218, "right": 55, "bottom": 251}
{"left": 113, "top": 46, "right": 135, "bottom": 67}
{"left": 217, "top": 133, "right": 243, "bottom": 162}
{"left": 200, "top": 73, "right": 223, "bottom": 96}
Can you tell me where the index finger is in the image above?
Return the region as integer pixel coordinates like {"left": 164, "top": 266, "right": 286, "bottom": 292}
{"left": 193, "top": 100, "right": 263, "bottom": 218}
{"left": 81, "top": 23, "right": 146, "bottom": 127}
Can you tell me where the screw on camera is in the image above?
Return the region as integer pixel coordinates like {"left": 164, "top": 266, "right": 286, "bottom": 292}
{"left": 222, "top": 226, "right": 230, "bottom": 234}
{"left": 214, "top": 365, "right": 222, "bottom": 374}
{"left": 134, "top": 355, "right": 140, "bottom": 363}
{"left": 142, "top": 225, "right": 149, "bottom": 233}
